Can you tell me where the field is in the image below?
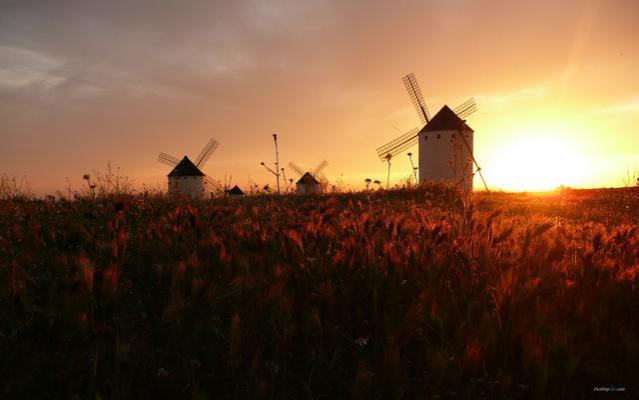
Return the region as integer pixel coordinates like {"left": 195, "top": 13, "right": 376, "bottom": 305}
{"left": 2, "top": 185, "right": 639, "bottom": 399}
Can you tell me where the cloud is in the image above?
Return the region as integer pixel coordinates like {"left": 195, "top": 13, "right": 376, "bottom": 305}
{"left": 601, "top": 96, "right": 639, "bottom": 114}
{"left": 0, "top": 45, "right": 64, "bottom": 88}
{"left": 477, "top": 86, "right": 548, "bottom": 110}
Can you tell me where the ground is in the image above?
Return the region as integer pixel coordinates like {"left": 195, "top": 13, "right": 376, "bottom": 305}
{"left": 1, "top": 185, "right": 638, "bottom": 399}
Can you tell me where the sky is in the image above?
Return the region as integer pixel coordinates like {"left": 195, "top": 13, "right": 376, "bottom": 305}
{"left": 1, "top": 0, "right": 638, "bottom": 194}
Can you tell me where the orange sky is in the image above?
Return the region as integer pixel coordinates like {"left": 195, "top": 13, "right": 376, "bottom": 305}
{"left": 1, "top": 0, "right": 638, "bottom": 194}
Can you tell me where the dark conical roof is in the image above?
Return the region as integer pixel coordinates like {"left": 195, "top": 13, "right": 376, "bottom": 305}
{"left": 421, "top": 105, "right": 474, "bottom": 132}
{"left": 296, "top": 172, "right": 320, "bottom": 185}
{"left": 168, "top": 156, "right": 205, "bottom": 177}
{"left": 227, "top": 185, "right": 244, "bottom": 195}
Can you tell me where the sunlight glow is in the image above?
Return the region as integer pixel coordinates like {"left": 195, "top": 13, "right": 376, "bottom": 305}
{"left": 485, "top": 125, "right": 590, "bottom": 191}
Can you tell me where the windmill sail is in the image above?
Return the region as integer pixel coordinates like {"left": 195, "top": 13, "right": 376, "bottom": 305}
{"left": 403, "top": 73, "right": 430, "bottom": 125}
{"left": 195, "top": 138, "right": 219, "bottom": 168}
{"left": 375, "top": 128, "right": 419, "bottom": 161}
{"left": 312, "top": 160, "right": 328, "bottom": 176}
{"left": 288, "top": 161, "right": 304, "bottom": 177}
{"left": 158, "top": 152, "right": 180, "bottom": 166}
{"left": 453, "top": 98, "right": 477, "bottom": 120}
{"left": 204, "top": 176, "right": 223, "bottom": 192}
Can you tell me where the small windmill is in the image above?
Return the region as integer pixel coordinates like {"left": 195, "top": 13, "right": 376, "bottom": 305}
{"left": 227, "top": 185, "right": 245, "bottom": 197}
{"left": 288, "top": 160, "right": 328, "bottom": 194}
{"left": 158, "top": 138, "right": 223, "bottom": 197}
{"left": 376, "top": 73, "right": 488, "bottom": 191}
{"left": 221, "top": 174, "right": 245, "bottom": 197}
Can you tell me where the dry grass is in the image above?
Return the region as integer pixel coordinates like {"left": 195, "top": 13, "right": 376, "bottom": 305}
{"left": 1, "top": 184, "right": 638, "bottom": 398}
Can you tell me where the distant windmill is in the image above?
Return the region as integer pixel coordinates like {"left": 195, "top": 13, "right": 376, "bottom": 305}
{"left": 221, "top": 175, "right": 245, "bottom": 197}
{"left": 158, "top": 138, "right": 223, "bottom": 197}
{"left": 227, "top": 185, "right": 245, "bottom": 197}
{"left": 288, "top": 160, "right": 328, "bottom": 194}
{"left": 376, "top": 73, "right": 488, "bottom": 191}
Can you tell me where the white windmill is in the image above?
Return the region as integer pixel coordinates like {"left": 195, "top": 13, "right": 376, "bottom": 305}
{"left": 376, "top": 73, "right": 488, "bottom": 191}
{"left": 158, "top": 138, "right": 223, "bottom": 197}
{"left": 288, "top": 160, "right": 328, "bottom": 194}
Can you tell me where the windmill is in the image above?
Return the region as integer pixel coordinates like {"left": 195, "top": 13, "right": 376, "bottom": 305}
{"left": 221, "top": 174, "right": 245, "bottom": 197}
{"left": 227, "top": 185, "right": 245, "bottom": 197}
{"left": 376, "top": 73, "right": 488, "bottom": 191}
{"left": 288, "top": 160, "right": 328, "bottom": 194}
{"left": 158, "top": 138, "right": 223, "bottom": 198}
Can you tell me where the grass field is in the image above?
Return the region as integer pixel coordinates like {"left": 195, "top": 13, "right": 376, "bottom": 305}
{"left": 2, "top": 185, "right": 639, "bottom": 399}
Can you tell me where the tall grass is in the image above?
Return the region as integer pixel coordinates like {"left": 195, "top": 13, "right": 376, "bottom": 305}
{"left": 0, "top": 173, "right": 33, "bottom": 201}
{"left": 1, "top": 184, "right": 638, "bottom": 398}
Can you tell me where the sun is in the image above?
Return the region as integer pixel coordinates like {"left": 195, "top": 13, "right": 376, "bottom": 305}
{"left": 485, "top": 125, "right": 590, "bottom": 191}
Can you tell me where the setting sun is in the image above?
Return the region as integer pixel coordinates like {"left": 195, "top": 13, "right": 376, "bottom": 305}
{"left": 485, "top": 124, "right": 590, "bottom": 191}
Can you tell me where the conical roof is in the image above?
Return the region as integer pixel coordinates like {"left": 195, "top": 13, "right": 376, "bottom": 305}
{"left": 168, "top": 156, "right": 205, "bottom": 177}
{"left": 227, "top": 185, "right": 244, "bottom": 195}
{"left": 421, "top": 105, "right": 473, "bottom": 132}
{"left": 296, "top": 172, "right": 320, "bottom": 185}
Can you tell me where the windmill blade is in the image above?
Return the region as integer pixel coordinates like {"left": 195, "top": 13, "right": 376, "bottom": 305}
{"left": 195, "top": 138, "right": 220, "bottom": 168}
{"left": 375, "top": 128, "right": 419, "bottom": 162}
{"left": 205, "top": 175, "right": 223, "bottom": 192}
{"left": 312, "top": 160, "right": 328, "bottom": 176}
{"left": 158, "top": 152, "right": 180, "bottom": 166}
{"left": 402, "top": 73, "right": 430, "bottom": 125}
{"left": 453, "top": 98, "right": 477, "bottom": 120}
{"left": 288, "top": 161, "right": 305, "bottom": 177}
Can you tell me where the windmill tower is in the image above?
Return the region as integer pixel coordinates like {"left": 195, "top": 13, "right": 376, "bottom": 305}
{"left": 376, "top": 73, "right": 487, "bottom": 191}
{"left": 288, "top": 160, "right": 327, "bottom": 194}
{"left": 158, "top": 138, "right": 223, "bottom": 198}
